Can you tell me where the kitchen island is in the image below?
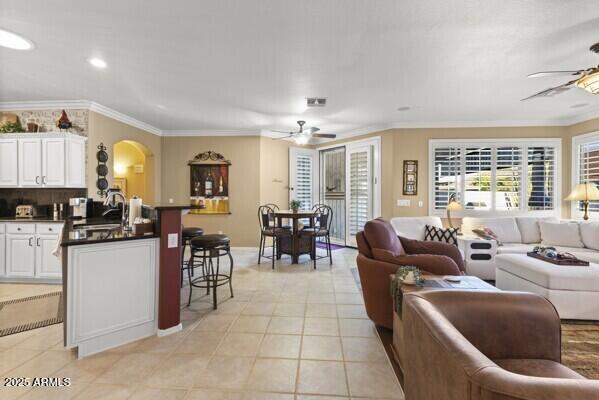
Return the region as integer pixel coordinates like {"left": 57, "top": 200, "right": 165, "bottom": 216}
{"left": 61, "top": 204, "right": 202, "bottom": 358}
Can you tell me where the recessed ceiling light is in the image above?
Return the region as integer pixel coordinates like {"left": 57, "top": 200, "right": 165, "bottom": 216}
{"left": 88, "top": 57, "right": 107, "bottom": 69}
{"left": 397, "top": 106, "right": 411, "bottom": 111}
{"left": 0, "top": 29, "right": 34, "bottom": 50}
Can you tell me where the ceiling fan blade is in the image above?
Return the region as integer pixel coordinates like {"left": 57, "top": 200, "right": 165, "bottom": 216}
{"left": 520, "top": 79, "right": 578, "bottom": 101}
{"left": 272, "top": 133, "right": 295, "bottom": 140}
{"left": 527, "top": 70, "right": 583, "bottom": 78}
{"left": 312, "top": 133, "right": 337, "bottom": 139}
{"left": 270, "top": 130, "right": 294, "bottom": 134}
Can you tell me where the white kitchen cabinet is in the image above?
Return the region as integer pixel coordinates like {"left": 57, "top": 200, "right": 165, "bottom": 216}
{"left": 18, "top": 138, "right": 42, "bottom": 187}
{"left": 66, "top": 137, "right": 86, "bottom": 187}
{"left": 0, "top": 224, "right": 5, "bottom": 276}
{"left": 6, "top": 234, "right": 36, "bottom": 277}
{"left": 1, "top": 133, "right": 86, "bottom": 188}
{"left": 36, "top": 234, "right": 61, "bottom": 278}
{"left": 1, "top": 223, "right": 63, "bottom": 281}
{"left": 42, "top": 138, "right": 66, "bottom": 186}
{"left": 0, "top": 139, "right": 18, "bottom": 186}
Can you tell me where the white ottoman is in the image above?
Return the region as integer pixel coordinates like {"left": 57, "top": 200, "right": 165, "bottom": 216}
{"left": 495, "top": 253, "right": 599, "bottom": 320}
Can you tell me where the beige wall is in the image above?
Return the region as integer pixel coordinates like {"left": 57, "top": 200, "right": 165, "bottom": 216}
{"left": 113, "top": 141, "right": 147, "bottom": 200}
{"left": 88, "top": 112, "right": 161, "bottom": 203}
{"left": 259, "top": 137, "right": 293, "bottom": 208}
{"left": 161, "top": 136, "right": 262, "bottom": 246}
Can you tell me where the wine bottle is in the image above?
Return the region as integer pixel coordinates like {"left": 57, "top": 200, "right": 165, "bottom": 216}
{"left": 219, "top": 176, "right": 224, "bottom": 194}
{"left": 205, "top": 169, "right": 214, "bottom": 197}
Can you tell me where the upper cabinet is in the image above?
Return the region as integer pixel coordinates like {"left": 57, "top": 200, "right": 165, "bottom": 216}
{"left": 1, "top": 133, "right": 86, "bottom": 188}
{"left": 0, "top": 139, "right": 18, "bottom": 186}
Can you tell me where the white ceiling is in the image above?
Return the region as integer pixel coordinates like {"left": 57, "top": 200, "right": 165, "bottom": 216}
{"left": 1, "top": 0, "right": 599, "bottom": 137}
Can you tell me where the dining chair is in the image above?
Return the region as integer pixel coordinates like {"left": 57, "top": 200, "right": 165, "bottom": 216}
{"left": 258, "top": 204, "right": 291, "bottom": 269}
{"left": 302, "top": 204, "right": 333, "bottom": 268}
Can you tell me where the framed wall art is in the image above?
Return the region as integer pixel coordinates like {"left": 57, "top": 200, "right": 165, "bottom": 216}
{"left": 403, "top": 160, "right": 418, "bottom": 195}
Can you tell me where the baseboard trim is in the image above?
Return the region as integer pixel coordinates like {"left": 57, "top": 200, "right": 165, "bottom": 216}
{"left": 157, "top": 323, "right": 182, "bottom": 337}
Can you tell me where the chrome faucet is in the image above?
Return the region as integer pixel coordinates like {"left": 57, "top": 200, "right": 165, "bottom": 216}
{"left": 103, "top": 190, "right": 130, "bottom": 230}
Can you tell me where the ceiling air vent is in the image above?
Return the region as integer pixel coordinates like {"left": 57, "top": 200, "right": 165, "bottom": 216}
{"left": 306, "top": 97, "right": 326, "bottom": 107}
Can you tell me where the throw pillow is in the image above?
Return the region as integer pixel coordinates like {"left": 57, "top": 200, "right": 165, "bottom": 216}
{"left": 424, "top": 225, "right": 458, "bottom": 246}
{"left": 472, "top": 227, "right": 502, "bottom": 246}
{"left": 539, "top": 221, "right": 584, "bottom": 248}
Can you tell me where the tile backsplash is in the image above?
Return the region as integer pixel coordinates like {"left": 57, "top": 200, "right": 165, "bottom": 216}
{"left": 0, "top": 188, "right": 87, "bottom": 217}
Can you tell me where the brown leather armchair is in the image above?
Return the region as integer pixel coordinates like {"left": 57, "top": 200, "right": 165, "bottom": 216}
{"left": 356, "top": 218, "right": 465, "bottom": 329}
{"left": 403, "top": 290, "right": 599, "bottom": 400}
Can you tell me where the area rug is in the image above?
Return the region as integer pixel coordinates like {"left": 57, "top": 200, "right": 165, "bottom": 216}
{"left": 315, "top": 241, "right": 345, "bottom": 250}
{"left": 0, "top": 291, "right": 63, "bottom": 337}
{"left": 561, "top": 322, "right": 599, "bottom": 379}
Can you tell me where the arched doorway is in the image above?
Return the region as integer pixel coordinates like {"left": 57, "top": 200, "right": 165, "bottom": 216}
{"left": 112, "top": 140, "right": 156, "bottom": 203}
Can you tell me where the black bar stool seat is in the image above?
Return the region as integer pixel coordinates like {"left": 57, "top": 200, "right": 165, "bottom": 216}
{"left": 187, "top": 234, "right": 234, "bottom": 309}
{"left": 183, "top": 227, "right": 204, "bottom": 239}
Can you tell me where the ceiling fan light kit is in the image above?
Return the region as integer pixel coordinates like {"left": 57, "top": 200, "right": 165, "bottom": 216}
{"left": 576, "top": 71, "right": 599, "bottom": 94}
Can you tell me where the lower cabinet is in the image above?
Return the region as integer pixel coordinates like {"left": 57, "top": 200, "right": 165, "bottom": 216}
{"left": 36, "top": 234, "right": 62, "bottom": 278}
{"left": 6, "top": 234, "right": 36, "bottom": 277}
{"left": 2, "top": 223, "right": 62, "bottom": 281}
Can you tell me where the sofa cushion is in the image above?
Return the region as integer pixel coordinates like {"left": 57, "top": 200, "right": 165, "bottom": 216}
{"left": 579, "top": 221, "right": 599, "bottom": 251}
{"left": 540, "top": 221, "right": 584, "bottom": 248}
{"left": 496, "top": 253, "right": 599, "bottom": 292}
{"left": 494, "top": 358, "right": 584, "bottom": 379}
{"left": 515, "top": 217, "right": 557, "bottom": 244}
{"left": 390, "top": 216, "right": 443, "bottom": 241}
{"left": 462, "top": 217, "right": 522, "bottom": 243}
{"left": 364, "top": 218, "right": 405, "bottom": 260}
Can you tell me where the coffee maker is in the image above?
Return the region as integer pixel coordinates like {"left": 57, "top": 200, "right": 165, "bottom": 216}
{"left": 69, "top": 198, "right": 93, "bottom": 219}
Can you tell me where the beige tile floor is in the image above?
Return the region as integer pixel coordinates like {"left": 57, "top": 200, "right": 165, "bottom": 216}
{"left": 0, "top": 247, "right": 404, "bottom": 399}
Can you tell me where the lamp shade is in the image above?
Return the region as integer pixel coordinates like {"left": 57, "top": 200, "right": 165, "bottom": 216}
{"left": 576, "top": 71, "right": 599, "bottom": 94}
{"left": 446, "top": 199, "right": 463, "bottom": 211}
{"left": 565, "top": 182, "right": 599, "bottom": 201}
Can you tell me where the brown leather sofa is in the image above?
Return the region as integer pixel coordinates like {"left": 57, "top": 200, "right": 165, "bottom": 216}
{"left": 403, "top": 290, "right": 599, "bottom": 400}
{"left": 356, "top": 218, "right": 465, "bottom": 329}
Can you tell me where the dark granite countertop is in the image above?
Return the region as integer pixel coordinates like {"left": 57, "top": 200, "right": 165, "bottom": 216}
{"left": 61, "top": 218, "right": 158, "bottom": 247}
{"left": 0, "top": 217, "right": 65, "bottom": 223}
{"left": 146, "top": 203, "right": 206, "bottom": 210}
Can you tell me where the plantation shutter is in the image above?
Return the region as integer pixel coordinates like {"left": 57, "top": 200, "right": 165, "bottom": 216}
{"left": 578, "top": 141, "right": 599, "bottom": 213}
{"left": 527, "top": 146, "right": 555, "bottom": 211}
{"left": 432, "top": 146, "right": 462, "bottom": 210}
{"left": 295, "top": 154, "right": 313, "bottom": 210}
{"left": 464, "top": 147, "right": 492, "bottom": 210}
{"left": 348, "top": 147, "right": 371, "bottom": 238}
{"left": 495, "top": 146, "right": 522, "bottom": 211}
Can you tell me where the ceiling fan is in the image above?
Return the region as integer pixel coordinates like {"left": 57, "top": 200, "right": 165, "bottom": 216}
{"left": 521, "top": 43, "right": 599, "bottom": 101}
{"left": 272, "top": 120, "right": 336, "bottom": 145}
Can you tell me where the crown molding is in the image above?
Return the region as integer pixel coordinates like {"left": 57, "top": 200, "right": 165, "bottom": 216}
{"left": 0, "top": 100, "right": 163, "bottom": 136}
{"left": 162, "top": 129, "right": 260, "bottom": 137}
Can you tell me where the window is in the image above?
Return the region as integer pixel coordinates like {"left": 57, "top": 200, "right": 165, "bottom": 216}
{"left": 572, "top": 132, "right": 599, "bottom": 217}
{"left": 430, "top": 139, "right": 560, "bottom": 216}
{"left": 295, "top": 154, "right": 314, "bottom": 210}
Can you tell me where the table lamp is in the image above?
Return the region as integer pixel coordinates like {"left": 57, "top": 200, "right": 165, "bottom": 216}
{"left": 566, "top": 182, "right": 599, "bottom": 220}
{"left": 446, "top": 194, "right": 463, "bottom": 229}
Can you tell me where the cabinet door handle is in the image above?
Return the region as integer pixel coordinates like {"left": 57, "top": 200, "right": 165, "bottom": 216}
{"left": 35, "top": 176, "right": 40, "bottom": 184}
{"left": 28, "top": 237, "right": 33, "bottom": 247}
{"left": 37, "top": 237, "right": 41, "bottom": 247}
{"left": 42, "top": 176, "right": 46, "bottom": 184}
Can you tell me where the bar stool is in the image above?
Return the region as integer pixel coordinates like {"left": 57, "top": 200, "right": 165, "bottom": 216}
{"left": 187, "top": 234, "right": 234, "bottom": 309}
{"left": 181, "top": 227, "right": 204, "bottom": 287}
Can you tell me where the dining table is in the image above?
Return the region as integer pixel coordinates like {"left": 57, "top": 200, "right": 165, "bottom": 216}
{"left": 273, "top": 209, "right": 318, "bottom": 264}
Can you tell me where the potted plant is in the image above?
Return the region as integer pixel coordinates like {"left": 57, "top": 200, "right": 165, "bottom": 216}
{"left": 289, "top": 200, "right": 302, "bottom": 213}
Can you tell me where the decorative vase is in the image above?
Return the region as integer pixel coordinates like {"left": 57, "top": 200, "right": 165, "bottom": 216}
{"left": 292, "top": 207, "right": 298, "bottom": 213}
